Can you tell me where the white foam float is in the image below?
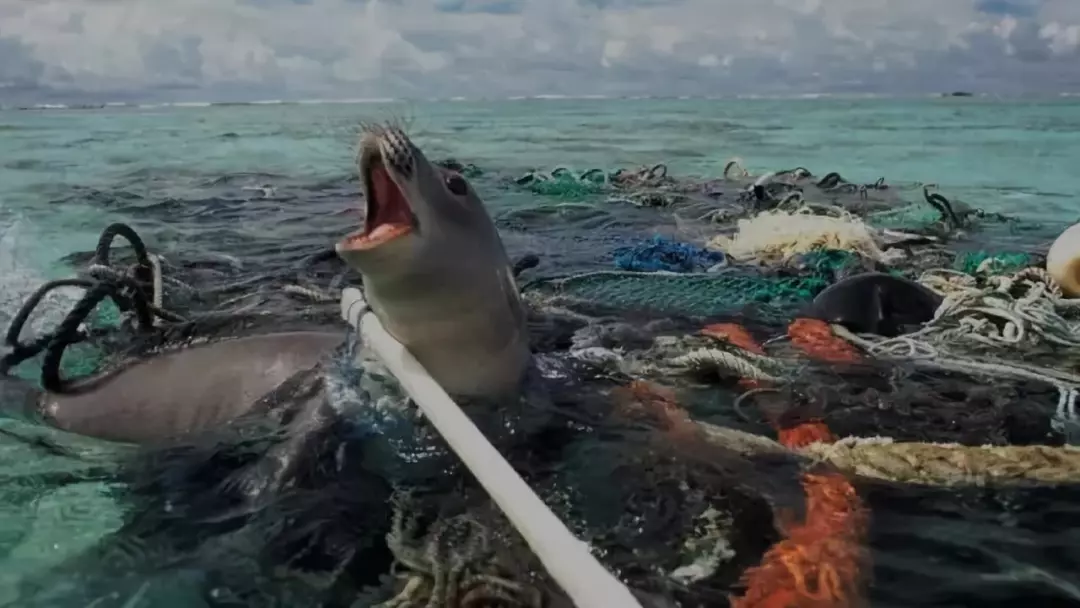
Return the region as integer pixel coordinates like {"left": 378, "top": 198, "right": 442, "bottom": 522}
{"left": 1047, "top": 222, "right": 1080, "bottom": 298}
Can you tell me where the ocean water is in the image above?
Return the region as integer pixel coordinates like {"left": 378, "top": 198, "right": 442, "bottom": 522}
{"left": 1, "top": 97, "right": 1080, "bottom": 606}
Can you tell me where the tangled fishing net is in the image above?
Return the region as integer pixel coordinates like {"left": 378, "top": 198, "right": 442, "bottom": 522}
{"left": 506, "top": 156, "right": 1079, "bottom": 603}
{"left": 427, "top": 157, "right": 1076, "bottom": 605}
{"left": 4, "top": 148, "right": 1080, "bottom": 608}
{"left": 520, "top": 247, "right": 869, "bottom": 323}
{"left": 612, "top": 235, "right": 727, "bottom": 273}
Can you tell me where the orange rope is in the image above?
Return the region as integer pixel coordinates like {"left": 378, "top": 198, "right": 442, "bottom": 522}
{"left": 731, "top": 470, "right": 869, "bottom": 608}
{"left": 777, "top": 422, "right": 835, "bottom": 450}
{"left": 614, "top": 379, "right": 701, "bottom": 442}
{"left": 704, "top": 319, "right": 871, "bottom": 608}
{"left": 702, "top": 323, "right": 766, "bottom": 355}
{"left": 786, "top": 318, "right": 863, "bottom": 364}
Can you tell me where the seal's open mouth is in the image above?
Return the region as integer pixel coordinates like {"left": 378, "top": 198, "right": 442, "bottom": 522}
{"left": 340, "top": 147, "right": 416, "bottom": 251}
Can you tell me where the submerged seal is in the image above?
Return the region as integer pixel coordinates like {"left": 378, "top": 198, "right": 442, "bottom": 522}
{"left": 803, "top": 271, "right": 942, "bottom": 337}
{"left": 4, "top": 331, "right": 344, "bottom": 444}
{"left": 335, "top": 124, "right": 531, "bottom": 400}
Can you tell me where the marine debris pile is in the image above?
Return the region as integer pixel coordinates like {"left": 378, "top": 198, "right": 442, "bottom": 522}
{"left": 3, "top": 148, "right": 1080, "bottom": 608}
{"left": 509, "top": 156, "right": 1080, "bottom": 605}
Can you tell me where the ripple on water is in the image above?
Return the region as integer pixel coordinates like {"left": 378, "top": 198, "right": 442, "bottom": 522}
{"left": 0, "top": 98, "right": 1079, "bottom": 606}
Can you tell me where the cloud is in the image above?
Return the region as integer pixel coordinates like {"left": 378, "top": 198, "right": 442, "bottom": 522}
{"left": 0, "top": 0, "right": 1078, "bottom": 102}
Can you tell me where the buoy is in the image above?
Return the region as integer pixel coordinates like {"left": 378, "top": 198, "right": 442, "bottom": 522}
{"left": 1047, "top": 222, "right": 1080, "bottom": 297}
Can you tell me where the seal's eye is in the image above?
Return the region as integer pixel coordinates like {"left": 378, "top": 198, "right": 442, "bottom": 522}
{"left": 445, "top": 173, "right": 468, "bottom": 196}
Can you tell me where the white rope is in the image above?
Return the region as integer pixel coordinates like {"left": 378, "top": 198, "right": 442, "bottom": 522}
{"left": 147, "top": 254, "right": 163, "bottom": 310}
{"left": 903, "top": 266, "right": 1080, "bottom": 442}
{"left": 339, "top": 288, "right": 642, "bottom": 608}
{"left": 88, "top": 254, "right": 167, "bottom": 325}
{"left": 283, "top": 284, "right": 336, "bottom": 302}
{"left": 668, "top": 347, "right": 782, "bottom": 381}
{"left": 912, "top": 267, "right": 1080, "bottom": 349}
{"left": 830, "top": 324, "right": 1080, "bottom": 438}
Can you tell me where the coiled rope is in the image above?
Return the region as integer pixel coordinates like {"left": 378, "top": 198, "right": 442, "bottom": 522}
{"left": 912, "top": 267, "right": 1080, "bottom": 349}
{"left": 1, "top": 223, "right": 189, "bottom": 390}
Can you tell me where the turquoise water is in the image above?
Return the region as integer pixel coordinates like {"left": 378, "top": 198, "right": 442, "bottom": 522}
{"left": 5, "top": 97, "right": 1078, "bottom": 354}
{"left": 1, "top": 97, "right": 1080, "bottom": 606}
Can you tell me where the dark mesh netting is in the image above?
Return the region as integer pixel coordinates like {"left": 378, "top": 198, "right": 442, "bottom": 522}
{"left": 2, "top": 152, "right": 1079, "bottom": 608}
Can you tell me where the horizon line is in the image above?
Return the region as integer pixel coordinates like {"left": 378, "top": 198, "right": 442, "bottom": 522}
{"left": 3, "top": 90, "right": 1080, "bottom": 111}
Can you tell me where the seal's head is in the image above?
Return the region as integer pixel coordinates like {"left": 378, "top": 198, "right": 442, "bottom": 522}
{"left": 337, "top": 124, "right": 490, "bottom": 270}
{"left": 336, "top": 123, "right": 530, "bottom": 400}
{"left": 338, "top": 125, "right": 418, "bottom": 259}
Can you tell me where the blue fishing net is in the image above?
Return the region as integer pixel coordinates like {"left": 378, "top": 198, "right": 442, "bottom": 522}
{"left": 612, "top": 235, "right": 727, "bottom": 273}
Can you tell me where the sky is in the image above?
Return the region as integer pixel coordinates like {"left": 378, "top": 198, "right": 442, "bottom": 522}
{"left": 1, "top": 0, "right": 1079, "bottom": 104}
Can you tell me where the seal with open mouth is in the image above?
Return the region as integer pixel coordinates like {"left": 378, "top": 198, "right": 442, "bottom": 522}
{"left": 335, "top": 123, "right": 531, "bottom": 401}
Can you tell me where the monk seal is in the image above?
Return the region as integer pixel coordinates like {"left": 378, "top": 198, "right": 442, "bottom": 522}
{"left": 803, "top": 271, "right": 943, "bottom": 337}
{"left": 334, "top": 123, "right": 531, "bottom": 400}
{"left": 8, "top": 124, "right": 538, "bottom": 605}
{"left": 5, "top": 124, "right": 535, "bottom": 603}
{"left": 12, "top": 127, "right": 819, "bottom": 608}
{"left": 3, "top": 331, "right": 344, "bottom": 444}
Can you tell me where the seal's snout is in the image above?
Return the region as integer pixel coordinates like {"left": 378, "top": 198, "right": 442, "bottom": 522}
{"left": 377, "top": 126, "right": 416, "bottom": 181}
{"left": 338, "top": 125, "right": 420, "bottom": 254}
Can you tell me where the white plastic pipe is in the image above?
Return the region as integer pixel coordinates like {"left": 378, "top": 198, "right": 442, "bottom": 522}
{"left": 340, "top": 288, "right": 643, "bottom": 608}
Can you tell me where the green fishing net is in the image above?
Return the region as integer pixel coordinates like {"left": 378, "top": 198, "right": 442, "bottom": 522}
{"left": 526, "top": 179, "right": 603, "bottom": 200}
{"left": 522, "top": 249, "right": 862, "bottom": 319}
{"left": 954, "top": 251, "right": 1033, "bottom": 275}
{"left": 523, "top": 270, "right": 824, "bottom": 319}
{"left": 518, "top": 248, "right": 864, "bottom": 319}
{"left": 520, "top": 168, "right": 607, "bottom": 201}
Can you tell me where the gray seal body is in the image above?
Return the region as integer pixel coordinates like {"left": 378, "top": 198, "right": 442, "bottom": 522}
{"left": 24, "top": 331, "right": 344, "bottom": 443}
